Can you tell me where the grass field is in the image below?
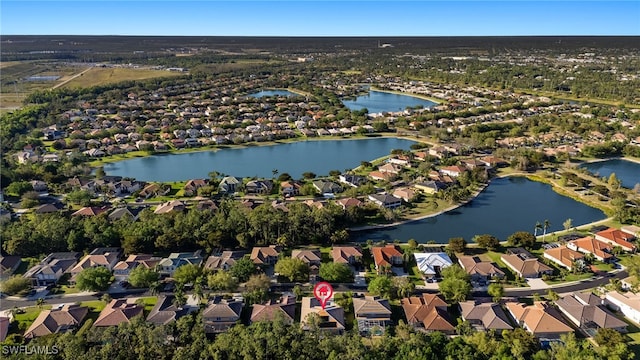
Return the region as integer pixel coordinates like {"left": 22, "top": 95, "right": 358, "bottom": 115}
{"left": 61, "top": 67, "right": 183, "bottom": 88}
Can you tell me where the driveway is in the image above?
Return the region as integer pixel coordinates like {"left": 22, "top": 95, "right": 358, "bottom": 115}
{"left": 525, "top": 278, "right": 548, "bottom": 290}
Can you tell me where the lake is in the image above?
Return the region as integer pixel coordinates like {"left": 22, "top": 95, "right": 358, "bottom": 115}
{"left": 342, "top": 90, "right": 437, "bottom": 114}
{"left": 247, "top": 90, "right": 298, "bottom": 98}
{"left": 103, "top": 137, "right": 416, "bottom": 182}
{"left": 580, "top": 159, "right": 640, "bottom": 189}
{"left": 353, "top": 177, "right": 606, "bottom": 244}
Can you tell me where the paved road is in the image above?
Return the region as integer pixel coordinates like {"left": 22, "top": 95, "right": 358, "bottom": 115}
{"left": 0, "top": 289, "right": 149, "bottom": 310}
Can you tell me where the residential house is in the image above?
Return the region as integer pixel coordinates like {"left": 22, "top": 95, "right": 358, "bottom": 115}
{"left": 71, "top": 205, "right": 111, "bottom": 217}
{"left": 94, "top": 299, "right": 144, "bottom": 327}
{"left": 203, "top": 297, "right": 243, "bottom": 333}
{"left": 113, "top": 254, "right": 161, "bottom": 279}
{"left": 219, "top": 176, "right": 241, "bottom": 194}
{"left": 414, "top": 252, "right": 453, "bottom": 279}
{"left": 501, "top": 248, "right": 553, "bottom": 278}
{"left": 23, "top": 252, "right": 81, "bottom": 286}
{"left": 0, "top": 255, "right": 21, "bottom": 277}
{"left": 300, "top": 297, "right": 345, "bottom": 334}
{"left": 108, "top": 206, "right": 146, "bottom": 221}
{"left": 183, "top": 179, "right": 208, "bottom": 196}
{"left": 378, "top": 163, "right": 402, "bottom": 175}
{"left": 604, "top": 291, "right": 640, "bottom": 325}
{"left": 505, "top": 301, "right": 574, "bottom": 340}
{"left": 250, "top": 245, "right": 282, "bottom": 266}
{"left": 335, "top": 197, "right": 363, "bottom": 210}
{"left": 543, "top": 246, "right": 585, "bottom": 270}
{"left": 414, "top": 181, "right": 446, "bottom": 194}
{"left": 566, "top": 236, "right": 614, "bottom": 263}
{"left": 372, "top": 245, "right": 403, "bottom": 273}
{"left": 245, "top": 180, "right": 274, "bottom": 194}
{"left": 440, "top": 165, "right": 466, "bottom": 177}
{"left": 352, "top": 295, "right": 392, "bottom": 336}
{"left": 147, "top": 294, "right": 193, "bottom": 325}
{"left": 30, "top": 180, "right": 48, "bottom": 192}
{"left": 158, "top": 250, "right": 204, "bottom": 277}
{"left": 331, "top": 246, "right": 363, "bottom": 265}
{"left": 338, "top": 174, "right": 367, "bottom": 188}
{"left": 401, "top": 294, "right": 455, "bottom": 334}
{"left": 204, "top": 251, "right": 246, "bottom": 272}
{"left": 368, "top": 171, "right": 395, "bottom": 182}
{"left": 367, "top": 193, "right": 402, "bottom": 209}
{"left": 459, "top": 300, "right": 513, "bottom": 331}
{"left": 555, "top": 292, "right": 627, "bottom": 335}
{"left": 458, "top": 256, "right": 505, "bottom": 284}
{"left": 291, "top": 249, "right": 322, "bottom": 273}
{"left": 139, "top": 183, "right": 170, "bottom": 199}
{"left": 594, "top": 228, "right": 636, "bottom": 252}
{"left": 280, "top": 181, "right": 302, "bottom": 197}
{"left": 479, "top": 156, "right": 508, "bottom": 168}
{"left": 312, "top": 180, "right": 342, "bottom": 194}
{"left": 69, "top": 248, "right": 122, "bottom": 283}
{"left": 392, "top": 187, "right": 417, "bottom": 202}
{"left": 154, "top": 200, "right": 186, "bottom": 214}
{"left": 250, "top": 295, "right": 296, "bottom": 324}
{"left": 24, "top": 304, "right": 89, "bottom": 339}
{"left": 621, "top": 225, "right": 640, "bottom": 238}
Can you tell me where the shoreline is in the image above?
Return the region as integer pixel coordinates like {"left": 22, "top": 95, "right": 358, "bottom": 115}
{"left": 368, "top": 86, "right": 444, "bottom": 105}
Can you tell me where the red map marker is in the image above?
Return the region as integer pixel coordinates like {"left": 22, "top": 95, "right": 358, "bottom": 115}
{"left": 313, "top": 281, "right": 334, "bottom": 310}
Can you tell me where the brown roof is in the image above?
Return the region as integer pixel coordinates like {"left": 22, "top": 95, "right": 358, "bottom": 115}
{"left": 353, "top": 296, "right": 392, "bottom": 319}
{"left": 300, "top": 297, "right": 345, "bottom": 331}
{"left": 501, "top": 253, "right": 553, "bottom": 278}
{"left": 568, "top": 237, "right": 613, "bottom": 261}
{"left": 544, "top": 246, "right": 584, "bottom": 268}
{"left": 371, "top": 245, "right": 402, "bottom": 268}
{"left": 250, "top": 246, "right": 281, "bottom": 265}
{"left": 335, "top": 197, "right": 363, "bottom": 209}
{"left": 331, "top": 246, "right": 363, "bottom": 263}
{"left": 291, "top": 249, "right": 322, "bottom": 264}
{"left": 250, "top": 295, "right": 296, "bottom": 324}
{"left": 555, "top": 293, "right": 627, "bottom": 330}
{"left": 71, "top": 206, "right": 110, "bottom": 217}
{"left": 24, "top": 304, "right": 88, "bottom": 338}
{"left": 401, "top": 294, "right": 454, "bottom": 332}
{"left": 505, "top": 301, "right": 573, "bottom": 335}
{"left": 457, "top": 256, "right": 505, "bottom": 277}
{"left": 459, "top": 300, "right": 513, "bottom": 330}
{"left": 94, "top": 299, "right": 144, "bottom": 327}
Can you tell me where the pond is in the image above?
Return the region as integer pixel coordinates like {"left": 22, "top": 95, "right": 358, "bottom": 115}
{"left": 580, "top": 158, "right": 640, "bottom": 189}
{"left": 342, "top": 90, "right": 437, "bottom": 114}
{"left": 103, "top": 137, "right": 416, "bottom": 182}
{"left": 353, "top": 177, "right": 606, "bottom": 244}
{"left": 247, "top": 90, "right": 298, "bottom": 98}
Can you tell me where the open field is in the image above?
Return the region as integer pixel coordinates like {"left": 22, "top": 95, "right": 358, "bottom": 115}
{"left": 60, "top": 67, "right": 184, "bottom": 88}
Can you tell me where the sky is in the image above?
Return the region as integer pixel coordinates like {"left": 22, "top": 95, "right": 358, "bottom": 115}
{"left": 1, "top": 1, "right": 639, "bottom": 37}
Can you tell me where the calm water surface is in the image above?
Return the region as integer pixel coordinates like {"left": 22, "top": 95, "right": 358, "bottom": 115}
{"left": 580, "top": 159, "right": 640, "bottom": 189}
{"left": 103, "top": 138, "right": 416, "bottom": 182}
{"left": 247, "top": 90, "right": 298, "bottom": 98}
{"left": 353, "top": 177, "right": 606, "bottom": 244}
{"left": 342, "top": 90, "right": 437, "bottom": 114}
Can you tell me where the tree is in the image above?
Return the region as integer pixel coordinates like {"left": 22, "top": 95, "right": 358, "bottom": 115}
{"left": 128, "top": 266, "right": 159, "bottom": 288}
{"left": 207, "top": 271, "right": 238, "bottom": 291}
{"left": 447, "top": 237, "right": 467, "bottom": 253}
{"left": 608, "top": 173, "right": 621, "bottom": 189}
{"left": 5, "top": 181, "right": 33, "bottom": 196}
{"left": 507, "top": 231, "right": 536, "bottom": 248}
{"left": 230, "top": 257, "right": 257, "bottom": 282}
{"left": 319, "top": 262, "right": 353, "bottom": 283}
{"left": 245, "top": 273, "right": 271, "bottom": 292}
{"left": 534, "top": 221, "right": 543, "bottom": 237}
{"left": 408, "top": 239, "right": 418, "bottom": 250}
{"left": 0, "top": 276, "right": 32, "bottom": 296}
{"left": 368, "top": 276, "right": 394, "bottom": 299}
{"left": 474, "top": 234, "right": 500, "bottom": 250}
{"left": 392, "top": 276, "right": 415, "bottom": 299}
{"left": 542, "top": 219, "right": 551, "bottom": 242}
{"left": 275, "top": 257, "right": 309, "bottom": 282}
{"left": 95, "top": 167, "right": 106, "bottom": 179}
{"left": 593, "top": 328, "right": 633, "bottom": 360}
{"left": 439, "top": 265, "right": 471, "bottom": 303}
{"left": 173, "top": 264, "right": 202, "bottom": 285}
{"left": 562, "top": 218, "right": 573, "bottom": 231}
{"left": 487, "top": 283, "right": 504, "bottom": 302}
{"left": 75, "top": 266, "right": 113, "bottom": 291}
{"left": 546, "top": 289, "right": 559, "bottom": 301}
{"left": 20, "top": 191, "right": 40, "bottom": 208}
{"left": 302, "top": 172, "right": 316, "bottom": 180}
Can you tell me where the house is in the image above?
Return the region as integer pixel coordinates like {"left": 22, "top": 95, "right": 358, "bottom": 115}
{"left": 372, "top": 245, "right": 403, "bottom": 273}
{"left": 335, "top": 197, "right": 363, "bottom": 210}
{"left": 566, "top": 236, "right": 614, "bottom": 263}
{"left": 183, "top": 179, "right": 208, "bottom": 196}
{"left": 378, "top": 163, "right": 402, "bottom": 174}
{"left": 368, "top": 171, "right": 395, "bottom": 182}
{"left": 113, "top": 254, "right": 161, "bottom": 279}
{"left": 331, "top": 246, "right": 363, "bottom": 265}
{"left": 245, "top": 180, "right": 273, "bottom": 194}
{"left": 0, "top": 317, "right": 8, "bottom": 342}
{"left": 147, "top": 294, "right": 193, "bottom": 325}
{"left": 505, "top": 301, "right": 573, "bottom": 340}
{"left": 69, "top": 247, "right": 122, "bottom": 273}
{"left": 202, "top": 297, "right": 243, "bottom": 333}
{"left": 280, "top": 181, "right": 301, "bottom": 197}
{"left": 401, "top": 294, "right": 455, "bottom": 334}
{"left": 501, "top": 248, "right": 553, "bottom": 278}
{"left": 94, "top": 299, "right": 144, "bottom": 327}
{"left": 250, "top": 245, "right": 282, "bottom": 266}
{"left": 219, "top": 176, "right": 241, "bottom": 194}
{"left": 204, "top": 251, "right": 246, "bottom": 272}
{"left": 154, "top": 200, "right": 186, "bottom": 214}
{"left": 392, "top": 187, "right": 417, "bottom": 202}
{"left": 621, "top": 225, "right": 640, "bottom": 238}
{"left": 139, "top": 183, "right": 170, "bottom": 199}
{"left": 71, "top": 205, "right": 111, "bottom": 217}
{"left": 291, "top": 249, "right": 322, "bottom": 269}
{"left": 459, "top": 300, "right": 513, "bottom": 331}
{"left": 312, "top": 180, "right": 342, "bottom": 194}
{"left": 367, "top": 193, "right": 402, "bottom": 209}
{"left": 457, "top": 256, "right": 505, "bottom": 284}
{"left": 352, "top": 295, "right": 392, "bottom": 336}
{"left": 250, "top": 294, "right": 296, "bottom": 324}
{"left": 34, "top": 203, "right": 64, "bottom": 214}
{"left": 594, "top": 228, "right": 636, "bottom": 252}
{"left": 440, "top": 165, "right": 466, "bottom": 177}
{"left": 555, "top": 292, "right": 627, "bottom": 335}
{"left": 0, "top": 255, "right": 21, "bottom": 277}
{"left": 300, "top": 297, "right": 345, "bottom": 334}
{"left": 108, "top": 206, "right": 146, "bottom": 221}
{"left": 197, "top": 199, "right": 219, "bottom": 211}
{"left": 23, "top": 252, "right": 81, "bottom": 286}
{"left": 158, "top": 250, "right": 203, "bottom": 277}
{"left": 414, "top": 252, "right": 453, "bottom": 278}
{"left": 479, "top": 156, "right": 508, "bottom": 168}
{"left": 338, "top": 174, "right": 367, "bottom": 188}
{"left": 24, "top": 304, "right": 89, "bottom": 339}
{"left": 414, "top": 181, "right": 446, "bottom": 194}
{"left": 30, "top": 180, "right": 48, "bottom": 192}
{"left": 543, "top": 246, "right": 585, "bottom": 270}
{"left": 604, "top": 291, "right": 640, "bottom": 325}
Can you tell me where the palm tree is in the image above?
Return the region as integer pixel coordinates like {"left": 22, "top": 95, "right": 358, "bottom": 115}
{"left": 543, "top": 220, "right": 551, "bottom": 242}
{"left": 534, "top": 221, "right": 542, "bottom": 237}
{"left": 149, "top": 281, "right": 162, "bottom": 296}
{"left": 36, "top": 298, "right": 45, "bottom": 309}
{"left": 272, "top": 169, "right": 279, "bottom": 179}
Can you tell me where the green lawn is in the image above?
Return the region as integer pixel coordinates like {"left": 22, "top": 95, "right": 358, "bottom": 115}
{"left": 545, "top": 272, "right": 594, "bottom": 284}
{"left": 12, "top": 305, "right": 52, "bottom": 333}
{"left": 79, "top": 300, "right": 108, "bottom": 313}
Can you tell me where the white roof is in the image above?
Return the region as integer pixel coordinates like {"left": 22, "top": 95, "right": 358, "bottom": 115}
{"left": 414, "top": 252, "right": 453, "bottom": 275}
